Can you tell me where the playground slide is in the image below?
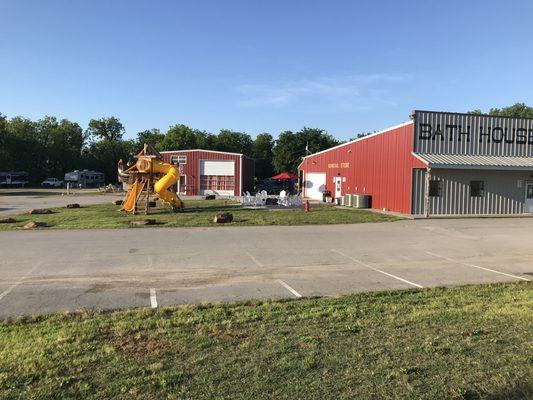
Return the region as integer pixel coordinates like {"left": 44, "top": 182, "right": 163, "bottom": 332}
{"left": 121, "top": 180, "right": 146, "bottom": 212}
{"left": 137, "top": 159, "right": 183, "bottom": 210}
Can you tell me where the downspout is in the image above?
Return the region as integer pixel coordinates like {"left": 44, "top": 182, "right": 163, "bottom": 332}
{"left": 303, "top": 158, "right": 307, "bottom": 198}
{"left": 239, "top": 154, "right": 243, "bottom": 196}
{"left": 424, "top": 167, "right": 431, "bottom": 218}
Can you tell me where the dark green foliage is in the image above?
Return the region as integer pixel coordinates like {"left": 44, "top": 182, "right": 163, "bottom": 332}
{"left": 272, "top": 127, "right": 339, "bottom": 173}
{"left": 252, "top": 133, "right": 274, "bottom": 179}
{"left": 3, "top": 103, "right": 532, "bottom": 186}
{"left": 136, "top": 129, "right": 165, "bottom": 149}
{"left": 468, "top": 102, "right": 533, "bottom": 118}
{"left": 159, "top": 124, "right": 206, "bottom": 150}
{"left": 84, "top": 117, "right": 136, "bottom": 183}
{"left": 216, "top": 129, "right": 253, "bottom": 155}
{"left": 0, "top": 115, "right": 87, "bottom": 182}
{"left": 0, "top": 114, "right": 128, "bottom": 184}
{"left": 86, "top": 117, "right": 125, "bottom": 141}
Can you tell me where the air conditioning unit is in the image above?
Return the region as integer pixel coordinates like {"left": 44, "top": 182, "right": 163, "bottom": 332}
{"left": 353, "top": 194, "right": 371, "bottom": 209}
{"left": 344, "top": 194, "right": 353, "bottom": 207}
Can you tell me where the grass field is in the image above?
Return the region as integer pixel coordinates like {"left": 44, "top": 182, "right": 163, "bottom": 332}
{"left": 0, "top": 283, "right": 531, "bottom": 399}
{"left": 0, "top": 199, "right": 399, "bottom": 230}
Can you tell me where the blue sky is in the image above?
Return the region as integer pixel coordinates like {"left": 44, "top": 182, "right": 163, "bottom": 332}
{"left": 1, "top": 0, "right": 533, "bottom": 141}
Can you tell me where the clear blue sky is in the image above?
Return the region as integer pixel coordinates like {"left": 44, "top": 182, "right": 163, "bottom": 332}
{"left": 1, "top": 0, "right": 532, "bottom": 141}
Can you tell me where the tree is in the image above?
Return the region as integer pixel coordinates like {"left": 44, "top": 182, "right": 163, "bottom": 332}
{"left": 85, "top": 116, "right": 132, "bottom": 183}
{"left": 195, "top": 131, "right": 218, "bottom": 150}
{"left": 35, "top": 116, "right": 86, "bottom": 177}
{"left": 272, "top": 127, "right": 339, "bottom": 173}
{"left": 252, "top": 133, "right": 274, "bottom": 179}
{"left": 50, "top": 118, "right": 85, "bottom": 176}
{"left": 83, "top": 139, "right": 136, "bottom": 183}
{"left": 0, "top": 113, "right": 11, "bottom": 171}
{"left": 136, "top": 128, "right": 165, "bottom": 149}
{"left": 469, "top": 103, "right": 533, "bottom": 118}
{"left": 216, "top": 129, "right": 253, "bottom": 155}
{"left": 0, "top": 114, "right": 85, "bottom": 182}
{"left": 86, "top": 117, "right": 125, "bottom": 141}
{"left": 160, "top": 124, "right": 202, "bottom": 151}
{"left": 4, "top": 116, "right": 42, "bottom": 180}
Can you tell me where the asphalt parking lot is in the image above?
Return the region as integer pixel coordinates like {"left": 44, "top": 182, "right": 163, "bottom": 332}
{"left": 0, "top": 217, "right": 531, "bottom": 317}
{"left": 0, "top": 188, "right": 123, "bottom": 214}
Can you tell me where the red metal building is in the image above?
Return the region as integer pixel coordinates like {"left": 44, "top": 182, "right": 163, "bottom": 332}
{"left": 298, "top": 121, "right": 426, "bottom": 214}
{"left": 160, "top": 149, "right": 255, "bottom": 196}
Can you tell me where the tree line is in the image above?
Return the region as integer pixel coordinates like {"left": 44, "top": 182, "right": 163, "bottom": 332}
{"left": 0, "top": 113, "right": 338, "bottom": 184}
{"left": 1, "top": 103, "right": 530, "bottom": 184}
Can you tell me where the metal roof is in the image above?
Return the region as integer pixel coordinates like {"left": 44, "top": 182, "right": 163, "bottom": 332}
{"left": 413, "top": 153, "right": 533, "bottom": 170}
{"left": 160, "top": 149, "right": 245, "bottom": 157}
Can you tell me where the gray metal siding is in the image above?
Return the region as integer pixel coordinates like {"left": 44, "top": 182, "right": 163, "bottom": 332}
{"left": 414, "top": 111, "right": 533, "bottom": 156}
{"left": 426, "top": 169, "right": 529, "bottom": 215}
{"left": 411, "top": 169, "right": 426, "bottom": 215}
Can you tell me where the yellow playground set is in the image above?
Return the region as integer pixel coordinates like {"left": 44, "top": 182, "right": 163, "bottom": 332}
{"left": 119, "top": 143, "right": 183, "bottom": 214}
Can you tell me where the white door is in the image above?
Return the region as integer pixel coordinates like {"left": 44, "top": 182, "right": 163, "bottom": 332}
{"left": 334, "top": 177, "right": 342, "bottom": 199}
{"left": 525, "top": 182, "right": 533, "bottom": 213}
{"left": 304, "top": 172, "right": 326, "bottom": 200}
{"left": 199, "top": 160, "right": 235, "bottom": 196}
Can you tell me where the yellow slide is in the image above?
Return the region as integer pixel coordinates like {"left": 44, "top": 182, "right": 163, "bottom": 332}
{"left": 136, "top": 158, "right": 183, "bottom": 211}
{"left": 121, "top": 180, "right": 146, "bottom": 212}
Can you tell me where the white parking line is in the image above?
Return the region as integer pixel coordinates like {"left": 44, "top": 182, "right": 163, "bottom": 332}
{"left": 0, "top": 263, "right": 41, "bottom": 302}
{"left": 150, "top": 288, "right": 158, "bottom": 308}
{"left": 277, "top": 279, "right": 302, "bottom": 298}
{"left": 426, "top": 251, "right": 531, "bottom": 282}
{"left": 332, "top": 249, "right": 423, "bottom": 289}
{"left": 246, "top": 251, "right": 264, "bottom": 267}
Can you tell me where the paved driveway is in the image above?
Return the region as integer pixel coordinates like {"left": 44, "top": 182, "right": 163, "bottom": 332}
{"left": 0, "top": 189, "right": 123, "bottom": 214}
{"left": 0, "top": 218, "right": 531, "bottom": 317}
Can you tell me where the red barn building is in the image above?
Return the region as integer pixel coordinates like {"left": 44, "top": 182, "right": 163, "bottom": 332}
{"left": 298, "top": 120, "right": 426, "bottom": 214}
{"left": 160, "top": 149, "right": 255, "bottom": 196}
{"left": 299, "top": 110, "right": 533, "bottom": 216}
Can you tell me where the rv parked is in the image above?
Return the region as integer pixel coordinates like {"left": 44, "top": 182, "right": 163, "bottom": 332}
{"left": 64, "top": 170, "right": 105, "bottom": 188}
{"left": 0, "top": 171, "right": 29, "bottom": 188}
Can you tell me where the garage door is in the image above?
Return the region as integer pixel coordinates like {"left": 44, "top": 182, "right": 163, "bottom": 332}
{"left": 199, "top": 160, "right": 235, "bottom": 196}
{"left": 304, "top": 172, "right": 326, "bottom": 200}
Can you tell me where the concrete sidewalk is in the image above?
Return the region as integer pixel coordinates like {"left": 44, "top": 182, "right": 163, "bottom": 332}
{"left": 0, "top": 218, "right": 531, "bottom": 317}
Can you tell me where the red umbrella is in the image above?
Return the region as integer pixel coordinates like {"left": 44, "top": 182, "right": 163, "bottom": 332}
{"left": 271, "top": 172, "right": 297, "bottom": 180}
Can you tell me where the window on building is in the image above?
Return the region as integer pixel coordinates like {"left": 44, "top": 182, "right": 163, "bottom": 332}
{"left": 526, "top": 184, "right": 533, "bottom": 199}
{"left": 470, "top": 180, "right": 485, "bottom": 197}
{"left": 200, "top": 175, "right": 235, "bottom": 192}
{"left": 429, "top": 180, "right": 442, "bottom": 197}
{"left": 171, "top": 155, "right": 187, "bottom": 165}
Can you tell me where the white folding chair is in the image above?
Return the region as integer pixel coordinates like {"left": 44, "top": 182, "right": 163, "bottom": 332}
{"left": 278, "top": 190, "right": 289, "bottom": 207}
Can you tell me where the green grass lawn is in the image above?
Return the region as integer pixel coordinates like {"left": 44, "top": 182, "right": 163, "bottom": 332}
{"left": 0, "top": 199, "right": 399, "bottom": 230}
{"left": 0, "top": 283, "right": 531, "bottom": 399}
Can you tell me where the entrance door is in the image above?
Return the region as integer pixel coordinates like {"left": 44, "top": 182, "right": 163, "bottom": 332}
{"left": 525, "top": 182, "right": 533, "bottom": 213}
{"left": 334, "top": 177, "right": 342, "bottom": 199}
{"left": 178, "top": 175, "right": 186, "bottom": 194}
{"left": 304, "top": 173, "right": 326, "bottom": 200}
